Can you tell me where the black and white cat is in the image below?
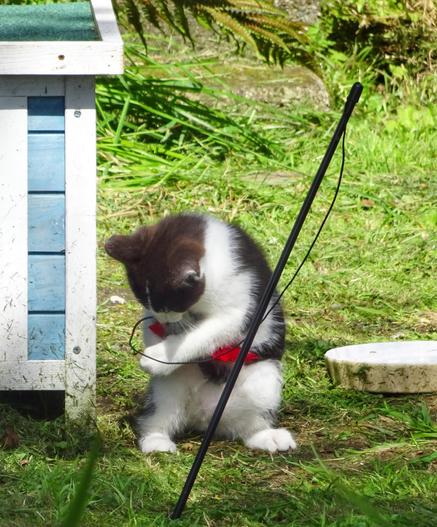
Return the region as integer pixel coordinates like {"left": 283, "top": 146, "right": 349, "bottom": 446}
{"left": 105, "top": 213, "right": 296, "bottom": 454}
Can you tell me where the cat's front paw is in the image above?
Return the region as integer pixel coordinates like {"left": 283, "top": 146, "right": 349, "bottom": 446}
{"left": 139, "top": 342, "right": 178, "bottom": 376}
{"left": 245, "top": 428, "right": 297, "bottom": 453}
{"left": 139, "top": 433, "right": 177, "bottom": 454}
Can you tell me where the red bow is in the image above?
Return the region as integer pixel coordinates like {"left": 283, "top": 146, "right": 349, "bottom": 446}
{"left": 149, "top": 321, "right": 259, "bottom": 363}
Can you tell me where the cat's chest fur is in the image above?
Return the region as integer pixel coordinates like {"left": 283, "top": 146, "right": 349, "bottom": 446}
{"left": 160, "top": 360, "right": 282, "bottom": 436}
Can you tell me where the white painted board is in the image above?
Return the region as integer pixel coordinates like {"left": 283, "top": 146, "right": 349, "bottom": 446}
{"left": 0, "top": 97, "right": 28, "bottom": 364}
{"left": 64, "top": 76, "right": 97, "bottom": 421}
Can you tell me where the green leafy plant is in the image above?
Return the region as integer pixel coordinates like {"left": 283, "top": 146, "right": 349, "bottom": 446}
{"left": 319, "top": 0, "right": 436, "bottom": 79}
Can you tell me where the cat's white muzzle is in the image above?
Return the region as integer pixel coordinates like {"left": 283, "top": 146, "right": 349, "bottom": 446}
{"left": 154, "top": 311, "right": 184, "bottom": 324}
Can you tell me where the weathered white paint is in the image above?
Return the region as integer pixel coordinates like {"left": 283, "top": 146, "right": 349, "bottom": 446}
{"left": 0, "top": 76, "right": 64, "bottom": 97}
{"left": 64, "top": 76, "right": 97, "bottom": 421}
{"left": 0, "top": 97, "right": 28, "bottom": 364}
{"left": 0, "top": 0, "right": 123, "bottom": 76}
{"left": 93, "top": 0, "right": 123, "bottom": 42}
{"left": 0, "top": 360, "right": 64, "bottom": 390}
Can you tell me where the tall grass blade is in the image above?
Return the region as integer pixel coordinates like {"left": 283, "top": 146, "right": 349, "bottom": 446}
{"left": 59, "top": 434, "right": 101, "bottom": 527}
{"left": 115, "top": 96, "right": 131, "bottom": 144}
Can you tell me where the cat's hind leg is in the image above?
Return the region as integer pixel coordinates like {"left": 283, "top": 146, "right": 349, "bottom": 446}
{"left": 137, "top": 372, "right": 189, "bottom": 454}
{"left": 218, "top": 360, "right": 297, "bottom": 453}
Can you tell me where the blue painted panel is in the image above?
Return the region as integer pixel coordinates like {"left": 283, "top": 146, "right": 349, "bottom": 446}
{"left": 28, "top": 133, "right": 65, "bottom": 191}
{"left": 28, "top": 195, "right": 65, "bottom": 253}
{"left": 28, "top": 314, "right": 65, "bottom": 360}
{"left": 28, "top": 255, "right": 65, "bottom": 312}
{"left": 28, "top": 97, "right": 65, "bottom": 132}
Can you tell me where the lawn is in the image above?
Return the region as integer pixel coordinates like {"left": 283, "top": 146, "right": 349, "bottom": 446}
{"left": 1, "top": 30, "right": 437, "bottom": 527}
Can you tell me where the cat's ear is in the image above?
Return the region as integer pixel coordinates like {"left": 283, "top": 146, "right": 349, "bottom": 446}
{"left": 105, "top": 234, "right": 140, "bottom": 264}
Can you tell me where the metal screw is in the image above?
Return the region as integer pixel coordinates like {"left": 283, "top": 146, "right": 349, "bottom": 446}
{"left": 73, "top": 346, "right": 81, "bottom": 355}
{"left": 74, "top": 110, "right": 81, "bottom": 118}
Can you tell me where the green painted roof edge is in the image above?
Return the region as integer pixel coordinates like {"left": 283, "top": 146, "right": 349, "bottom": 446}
{"left": 0, "top": 2, "right": 99, "bottom": 42}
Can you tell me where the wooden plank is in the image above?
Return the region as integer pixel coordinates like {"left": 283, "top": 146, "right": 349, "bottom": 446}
{"left": 0, "top": 360, "right": 64, "bottom": 390}
{"left": 0, "top": 76, "right": 64, "bottom": 97}
{"left": 0, "top": 41, "right": 123, "bottom": 75}
{"left": 28, "top": 194, "right": 65, "bottom": 253}
{"left": 64, "top": 76, "right": 96, "bottom": 421}
{"left": 92, "top": 0, "right": 123, "bottom": 42}
{"left": 28, "top": 133, "right": 65, "bottom": 191}
{"left": 28, "top": 96, "right": 64, "bottom": 132}
{"left": 0, "top": 96, "right": 28, "bottom": 365}
{"left": 28, "top": 314, "right": 65, "bottom": 360}
{"left": 28, "top": 255, "right": 65, "bottom": 312}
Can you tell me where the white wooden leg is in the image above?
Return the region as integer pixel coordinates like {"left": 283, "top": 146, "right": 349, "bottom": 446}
{"left": 64, "top": 76, "right": 96, "bottom": 422}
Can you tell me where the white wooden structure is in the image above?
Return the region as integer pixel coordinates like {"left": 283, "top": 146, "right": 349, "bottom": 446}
{"left": 0, "top": 0, "right": 123, "bottom": 421}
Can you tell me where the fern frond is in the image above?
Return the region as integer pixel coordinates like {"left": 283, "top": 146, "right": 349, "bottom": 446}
{"left": 154, "top": 0, "right": 181, "bottom": 32}
{"left": 171, "top": 0, "right": 194, "bottom": 43}
{"left": 121, "top": 0, "right": 310, "bottom": 65}
{"left": 246, "top": 23, "right": 290, "bottom": 52}
{"left": 140, "top": 0, "right": 164, "bottom": 33}
{"left": 225, "top": 0, "right": 283, "bottom": 16}
{"left": 245, "top": 14, "right": 308, "bottom": 43}
{"left": 124, "top": 0, "right": 148, "bottom": 47}
{"left": 199, "top": 6, "right": 259, "bottom": 52}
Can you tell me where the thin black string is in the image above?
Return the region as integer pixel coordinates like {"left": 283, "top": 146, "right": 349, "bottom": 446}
{"left": 128, "top": 129, "right": 347, "bottom": 365}
{"left": 128, "top": 316, "right": 229, "bottom": 365}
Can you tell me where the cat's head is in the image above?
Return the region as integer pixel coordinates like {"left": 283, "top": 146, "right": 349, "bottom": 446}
{"left": 105, "top": 217, "right": 205, "bottom": 323}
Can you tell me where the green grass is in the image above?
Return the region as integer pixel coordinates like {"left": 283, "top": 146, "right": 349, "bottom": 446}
{"left": 1, "top": 34, "right": 437, "bottom": 526}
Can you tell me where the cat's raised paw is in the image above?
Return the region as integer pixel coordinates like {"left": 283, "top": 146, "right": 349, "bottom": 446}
{"left": 245, "top": 428, "right": 297, "bottom": 453}
{"left": 139, "top": 433, "right": 177, "bottom": 454}
{"left": 139, "top": 342, "right": 179, "bottom": 376}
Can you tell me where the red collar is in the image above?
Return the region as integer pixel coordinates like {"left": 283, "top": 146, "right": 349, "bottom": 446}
{"left": 149, "top": 321, "right": 260, "bottom": 364}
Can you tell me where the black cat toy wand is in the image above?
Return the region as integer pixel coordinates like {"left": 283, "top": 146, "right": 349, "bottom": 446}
{"left": 170, "top": 82, "right": 363, "bottom": 520}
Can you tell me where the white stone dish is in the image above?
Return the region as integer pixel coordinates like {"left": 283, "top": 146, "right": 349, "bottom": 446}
{"left": 325, "top": 341, "right": 437, "bottom": 393}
